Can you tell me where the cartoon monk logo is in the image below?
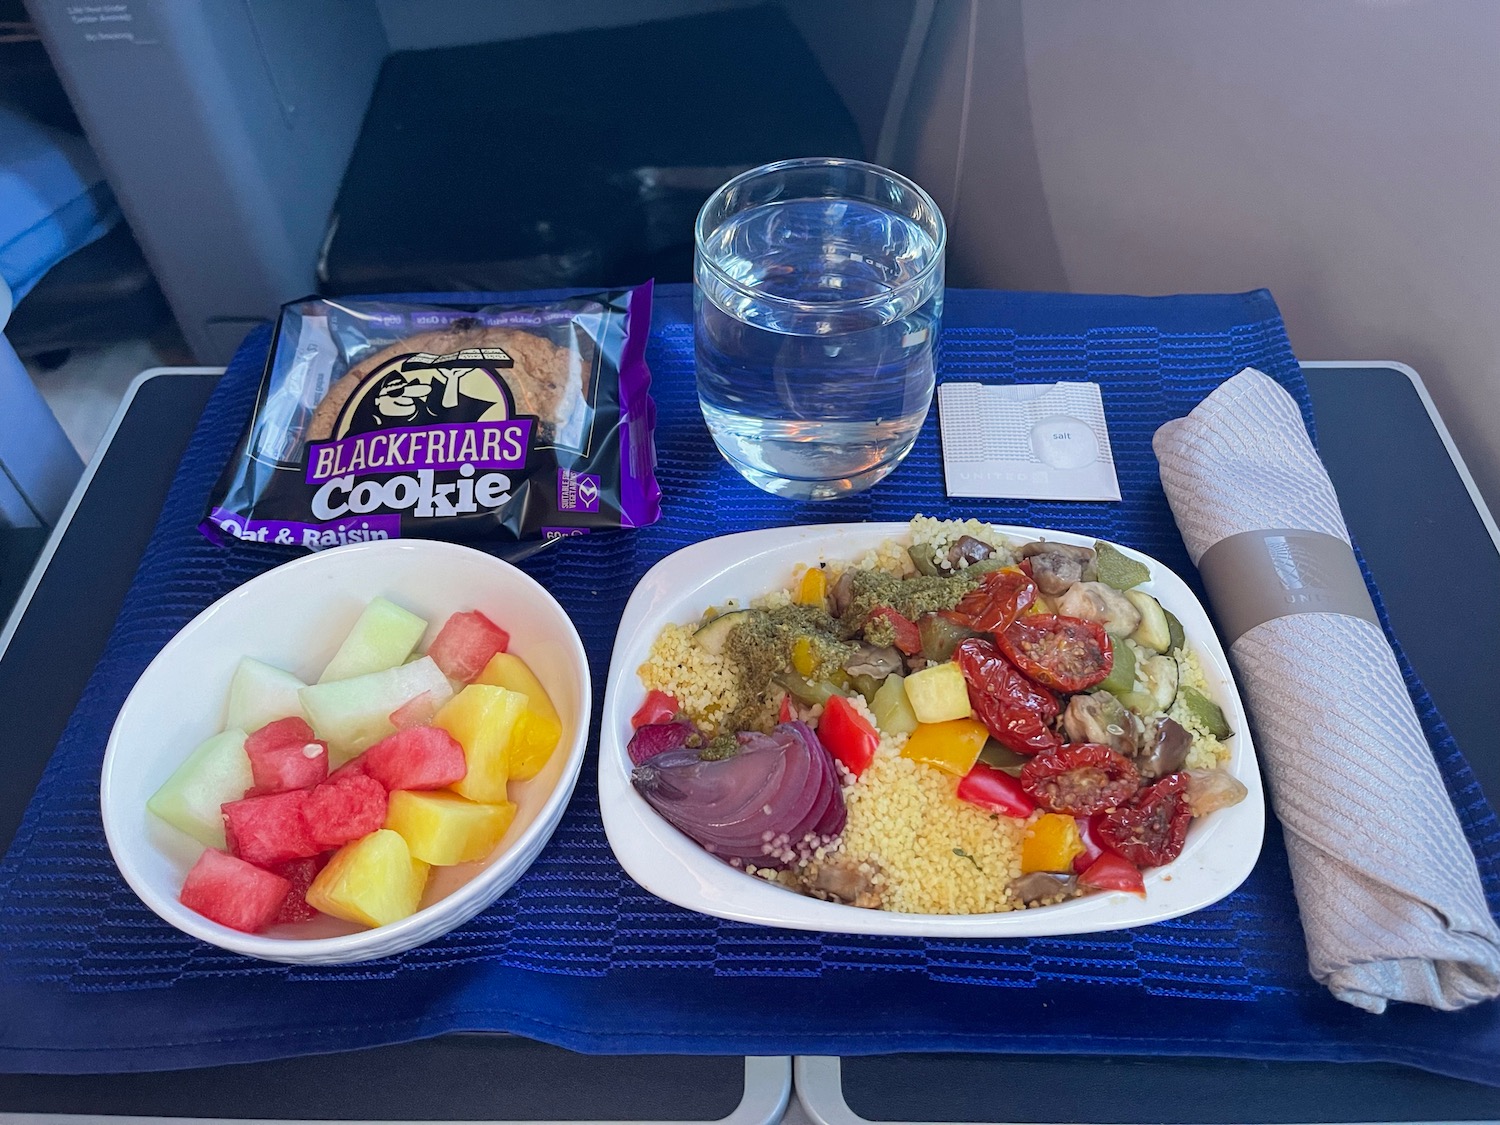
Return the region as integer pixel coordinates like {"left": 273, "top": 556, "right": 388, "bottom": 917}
{"left": 334, "top": 348, "right": 516, "bottom": 438}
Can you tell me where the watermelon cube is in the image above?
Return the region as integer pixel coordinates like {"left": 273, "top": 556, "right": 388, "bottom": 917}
{"left": 148, "top": 730, "right": 253, "bottom": 849}
{"left": 390, "top": 691, "right": 441, "bottom": 730}
{"left": 318, "top": 597, "right": 428, "bottom": 684}
{"left": 270, "top": 854, "right": 329, "bottom": 924}
{"left": 180, "top": 848, "right": 291, "bottom": 933}
{"left": 222, "top": 790, "right": 321, "bottom": 867}
{"left": 360, "top": 726, "right": 467, "bottom": 792}
{"left": 299, "top": 656, "right": 453, "bottom": 765}
{"left": 225, "top": 657, "right": 307, "bottom": 733}
{"left": 301, "top": 771, "right": 388, "bottom": 849}
{"left": 427, "top": 611, "right": 509, "bottom": 683}
{"left": 245, "top": 717, "right": 328, "bottom": 793}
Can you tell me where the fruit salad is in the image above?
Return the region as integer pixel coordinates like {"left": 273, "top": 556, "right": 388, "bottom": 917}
{"left": 148, "top": 598, "right": 564, "bottom": 934}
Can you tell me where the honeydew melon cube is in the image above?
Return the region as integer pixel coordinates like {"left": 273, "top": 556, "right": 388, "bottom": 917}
{"left": 147, "top": 729, "right": 252, "bottom": 849}
{"left": 299, "top": 656, "right": 453, "bottom": 766}
{"left": 475, "top": 653, "right": 562, "bottom": 781}
{"left": 434, "top": 684, "right": 527, "bottom": 804}
{"left": 318, "top": 597, "right": 428, "bottom": 683}
{"left": 385, "top": 790, "right": 516, "bottom": 865}
{"left": 225, "top": 658, "right": 307, "bottom": 733}
{"left": 306, "top": 829, "right": 429, "bottom": 928}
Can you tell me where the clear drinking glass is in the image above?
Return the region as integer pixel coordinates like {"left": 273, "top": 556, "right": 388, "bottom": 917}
{"left": 694, "top": 157, "right": 946, "bottom": 500}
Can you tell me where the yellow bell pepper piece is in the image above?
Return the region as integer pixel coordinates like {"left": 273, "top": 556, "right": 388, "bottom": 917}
{"left": 796, "top": 567, "right": 827, "bottom": 606}
{"left": 790, "top": 635, "right": 817, "bottom": 678}
{"left": 434, "top": 684, "right": 527, "bottom": 803}
{"left": 475, "top": 653, "right": 563, "bottom": 781}
{"left": 900, "top": 718, "right": 988, "bottom": 776}
{"left": 1021, "top": 812, "right": 1085, "bottom": 873}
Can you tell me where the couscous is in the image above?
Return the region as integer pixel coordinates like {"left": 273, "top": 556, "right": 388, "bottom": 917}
{"left": 629, "top": 517, "right": 1246, "bottom": 915}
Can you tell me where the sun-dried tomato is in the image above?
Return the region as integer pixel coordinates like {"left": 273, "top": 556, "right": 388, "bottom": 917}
{"left": 998, "top": 614, "right": 1112, "bottom": 693}
{"left": 1020, "top": 743, "right": 1140, "bottom": 816}
{"left": 943, "top": 569, "right": 1037, "bottom": 635}
{"left": 954, "top": 637, "right": 1061, "bottom": 756}
{"left": 1096, "top": 772, "right": 1193, "bottom": 868}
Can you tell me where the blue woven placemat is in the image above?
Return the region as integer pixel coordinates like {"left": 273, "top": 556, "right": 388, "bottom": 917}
{"left": 2, "top": 286, "right": 1497, "bottom": 1081}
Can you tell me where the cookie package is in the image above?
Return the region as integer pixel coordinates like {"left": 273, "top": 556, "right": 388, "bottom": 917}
{"left": 202, "top": 285, "right": 661, "bottom": 555}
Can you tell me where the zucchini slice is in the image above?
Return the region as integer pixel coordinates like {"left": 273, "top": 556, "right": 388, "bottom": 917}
{"left": 693, "top": 609, "right": 751, "bottom": 655}
{"left": 1125, "top": 590, "right": 1171, "bottom": 653}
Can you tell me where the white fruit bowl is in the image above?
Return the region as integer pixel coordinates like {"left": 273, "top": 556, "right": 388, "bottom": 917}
{"left": 100, "top": 539, "right": 591, "bottom": 965}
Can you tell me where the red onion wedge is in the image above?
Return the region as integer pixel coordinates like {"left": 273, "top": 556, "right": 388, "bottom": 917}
{"left": 630, "top": 721, "right": 846, "bottom": 868}
{"left": 626, "top": 720, "right": 703, "bottom": 765}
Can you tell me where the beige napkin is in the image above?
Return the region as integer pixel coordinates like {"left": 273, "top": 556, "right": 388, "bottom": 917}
{"left": 1154, "top": 367, "right": 1500, "bottom": 1013}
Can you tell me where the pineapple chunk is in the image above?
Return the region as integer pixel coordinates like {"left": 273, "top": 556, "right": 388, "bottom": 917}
{"left": 306, "top": 829, "right": 429, "bottom": 927}
{"left": 475, "top": 653, "right": 563, "bottom": 781}
{"left": 433, "top": 684, "right": 527, "bottom": 803}
{"left": 386, "top": 790, "right": 517, "bottom": 865}
{"left": 902, "top": 661, "right": 973, "bottom": 724}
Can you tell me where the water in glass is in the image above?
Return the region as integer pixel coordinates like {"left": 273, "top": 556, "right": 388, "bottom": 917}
{"left": 695, "top": 194, "right": 943, "bottom": 500}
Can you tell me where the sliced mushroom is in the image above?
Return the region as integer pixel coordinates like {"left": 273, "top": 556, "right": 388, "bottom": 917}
{"left": 1057, "top": 581, "right": 1142, "bottom": 638}
{"left": 1063, "top": 691, "right": 1142, "bottom": 756}
{"left": 1184, "top": 767, "right": 1248, "bottom": 816}
{"left": 1016, "top": 541, "right": 1097, "bottom": 596}
{"left": 843, "top": 642, "right": 903, "bottom": 679}
{"left": 946, "top": 534, "right": 994, "bottom": 568}
{"left": 1010, "top": 871, "right": 1081, "bottom": 907}
{"left": 793, "top": 858, "right": 884, "bottom": 909}
{"left": 1136, "top": 717, "right": 1193, "bottom": 780}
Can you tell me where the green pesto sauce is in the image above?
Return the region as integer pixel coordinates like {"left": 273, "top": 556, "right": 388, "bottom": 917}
{"left": 722, "top": 605, "right": 847, "bottom": 731}
{"left": 699, "top": 732, "right": 739, "bottom": 760}
{"left": 839, "top": 568, "right": 980, "bottom": 631}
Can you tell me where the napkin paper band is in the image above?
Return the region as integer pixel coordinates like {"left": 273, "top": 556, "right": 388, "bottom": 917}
{"left": 1197, "top": 528, "right": 1379, "bottom": 644}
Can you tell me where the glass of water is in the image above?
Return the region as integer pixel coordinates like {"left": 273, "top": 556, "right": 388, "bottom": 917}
{"left": 694, "top": 157, "right": 946, "bottom": 500}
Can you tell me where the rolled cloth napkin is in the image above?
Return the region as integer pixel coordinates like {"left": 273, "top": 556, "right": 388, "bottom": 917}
{"left": 1154, "top": 367, "right": 1500, "bottom": 1013}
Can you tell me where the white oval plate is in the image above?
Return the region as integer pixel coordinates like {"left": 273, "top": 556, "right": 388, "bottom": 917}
{"left": 599, "top": 523, "right": 1264, "bottom": 937}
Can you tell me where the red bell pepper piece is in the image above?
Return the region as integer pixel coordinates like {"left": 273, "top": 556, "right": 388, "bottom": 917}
{"left": 630, "top": 689, "right": 679, "bottom": 729}
{"left": 1078, "top": 852, "right": 1146, "bottom": 897}
{"left": 864, "top": 607, "right": 923, "bottom": 655}
{"left": 778, "top": 693, "right": 794, "bottom": 724}
{"left": 818, "top": 695, "right": 880, "bottom": 778}
{"left": 955, "top": 761, "right": 1037, "bottom": 819}
{"left": 1073, "top": 813, "right": 1107, "bottom": 873}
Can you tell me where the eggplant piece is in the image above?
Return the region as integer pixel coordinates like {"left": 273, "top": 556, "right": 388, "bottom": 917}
{"left": 844, "top": 643, "right": 903, "bottom": 680}
{"left": 946, "top": 534, "right": 994, "bottom": 568}
{"left": 917, "top": 612, "right": 976, "bottom": 663}
{"left": 1137, "top": 717, "right": 1193, "bottom": 779}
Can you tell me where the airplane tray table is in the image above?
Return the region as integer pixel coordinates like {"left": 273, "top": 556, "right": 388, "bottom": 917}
{"left": 796, "top": 362, "right": 1500, "bottom": 1125}
{"left": 0, "top": 370, "right": 789, "bottom": 1125}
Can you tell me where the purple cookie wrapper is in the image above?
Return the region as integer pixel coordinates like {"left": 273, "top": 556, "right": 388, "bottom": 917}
{"left": 618, "top": 279, "right": 662, "bottom": 530}
{"left": 199, "top": 283, "right": 662, "bottom": 554}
